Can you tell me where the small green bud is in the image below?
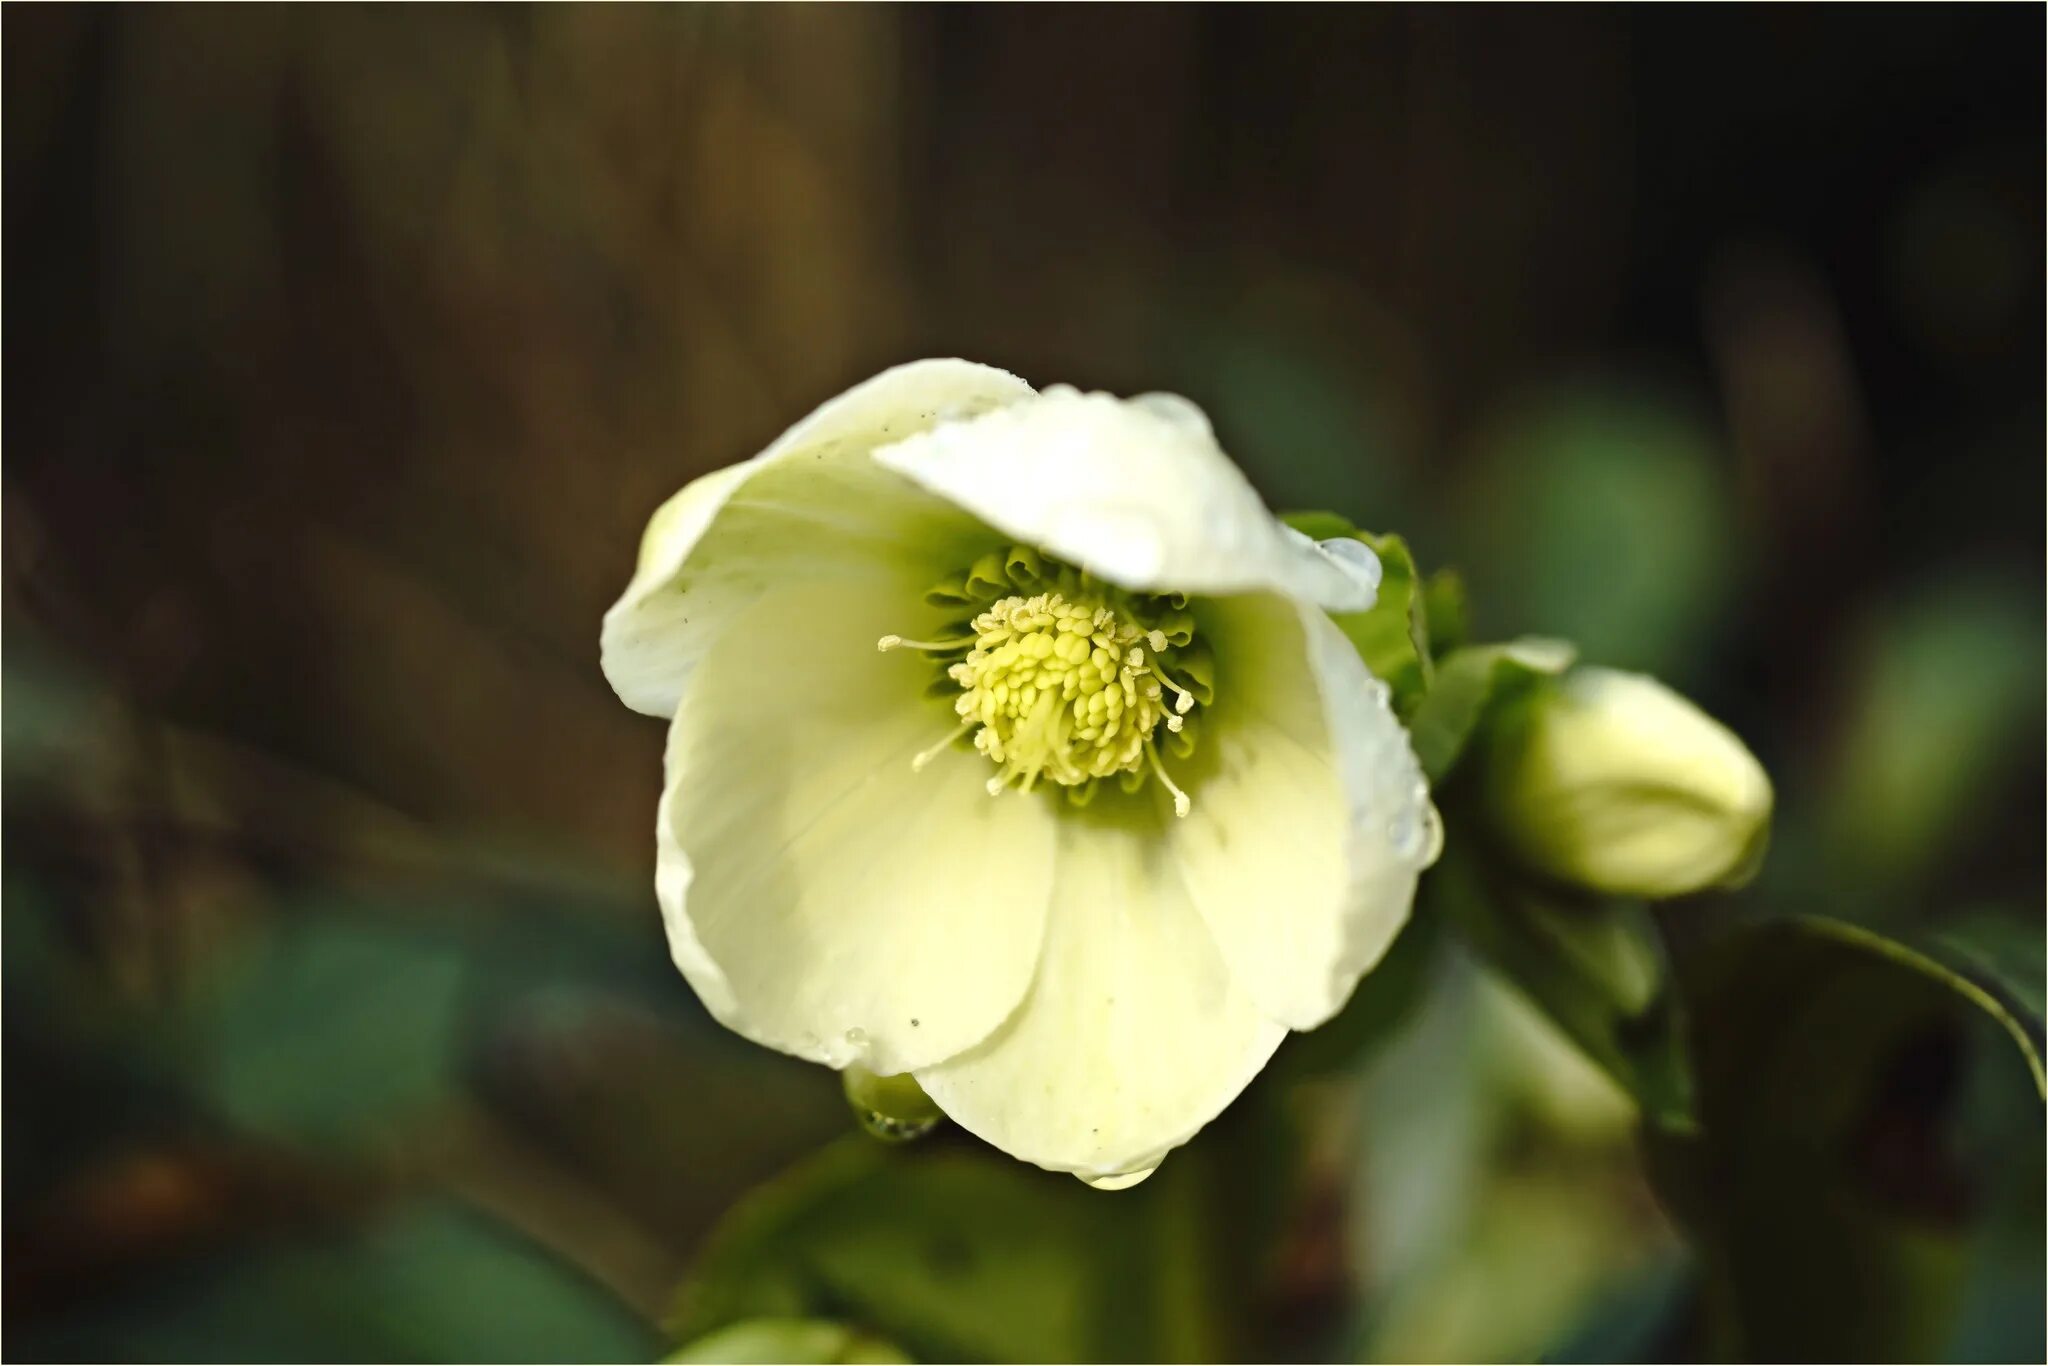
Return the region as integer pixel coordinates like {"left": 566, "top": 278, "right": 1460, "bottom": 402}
{"left": 1479, "top": 667, "right": 1772, "bottom": 899}
{"left": 842, "top": 1065, "right": 943, "bottom": 1143}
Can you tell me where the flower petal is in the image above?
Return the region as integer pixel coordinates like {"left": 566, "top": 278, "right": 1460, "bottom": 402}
{"left": 603, "top": 359, "right": 1035, "bottom": 718}
{"left": 657, "top": 577, "right": 1056, "bottom": 1076}
{"left": 915, "top": 799, "right": 1287, "bottom": 1178}
{"left": 871, "top": 387, "right": 1381, "bottom": 611}
{"left": 1170, "top": 592, "right": 1439, "bottom": 1032}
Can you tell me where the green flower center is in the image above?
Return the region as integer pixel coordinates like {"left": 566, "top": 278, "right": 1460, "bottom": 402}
{"left": 880, "top": 546, "right": 1210, "bottom": 813}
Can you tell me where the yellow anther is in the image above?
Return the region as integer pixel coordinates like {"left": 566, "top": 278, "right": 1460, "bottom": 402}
{"left": 911, "top": 720, "right": 974, "bottom": 771}
{"left": 1158, "top": 674, "right": 1198, "bottom": 714}
{"left": 887, "top": 551, "right": 1206, "bottom": 811}
{"left": 1145, "top": 739, "right": 1192, "bottom": 818}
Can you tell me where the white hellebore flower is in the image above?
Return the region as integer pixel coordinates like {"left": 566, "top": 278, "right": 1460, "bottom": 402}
{"left": 601, "top": 360, "right": 1440, "bottom": 1186}
{"left": 1479, "top": 666, "right": 1773, "bottom": 900}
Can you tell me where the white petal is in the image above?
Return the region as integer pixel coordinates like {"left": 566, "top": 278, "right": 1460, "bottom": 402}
{"left": 657, "top": 577, "right": 1056, "bottom": 1076}
{"left": 602, "top": 359, "right": 1035, "bottom": 718}
{"left": 871, "top": 386, "right": 1379, "bottom": 611}
{"left": 1170, "top": 593, "right": 1439, "bottom": 1032}
{"left": 915, "top": 801, "right": 1286, "bottom": 1178}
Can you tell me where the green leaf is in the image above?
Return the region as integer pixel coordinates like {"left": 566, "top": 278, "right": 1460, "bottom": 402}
{"left": 669, "top": 1319, "right": 911, "bottom": 1364}
{"left": 1775, "top": 915, "right": 2043, "bottom": 1097}
{"left": 1927, "top": 910, "right": 2046, "bottom": 1029}
{"left": 1428, "top": 847, "right": 1694, "bottom": 1132}
{"left": 1282, "top": 513, "right": 1432, "bottom": 717}
{"left": 1277, "top": 516, "right": 1441, "bottom": 724}
{"left": 1420, "top": 569, "right": 1469, "bottom": 654}
{"left": 1277, "top": 509, "right": 1361, "bottom": 543}
{"left": 1405, "top": 638, "right": 1575, "bottom": 782}
{"left": 1337, "top": 532, "right": 1431, "bottom": 716}
{"left": 669, "top": 1139, "right": 1179, "bottom": 1363}
{"left": 1652, "top": 912, "right": 2045, "bottom": 1360}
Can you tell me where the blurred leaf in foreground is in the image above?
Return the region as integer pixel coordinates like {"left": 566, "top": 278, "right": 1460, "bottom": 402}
{"left": 669, "top": 1317, "right": 911, "bottom": 1364}
{"left": 1353, "top": 948, "right": 1678, "bottom": 1362}
{"left": 1424, "top": 847, "right": 1694, "bottom": 1133}
{"left": 669, "top": 1137, "right": 1230, "bottom": 1363}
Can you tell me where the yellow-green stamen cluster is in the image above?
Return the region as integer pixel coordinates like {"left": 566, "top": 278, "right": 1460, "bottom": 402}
{"left": 880, "top": 546, "right": 1210, "bottom": 814}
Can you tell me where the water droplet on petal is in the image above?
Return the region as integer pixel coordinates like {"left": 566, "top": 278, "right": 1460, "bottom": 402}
{"left": 844, "top": 1026, "right": 868, "bottom": 1048}
{"left": 857, "top": 1108, "right": 940, "bottom": 1144}
{"left": 1389, "top": 795, "right": 1445, "bottom": 865}
{"left": 1389, "top": 797, "right": 1445, "bottom": 865}
{"left": 843, "top": 1065, "right": 941, "bottom": 1144}
{"left": 1315, "top": 534, "right": 1381, "bottom": 575}
{"left": 1077, "top": 1163, "right": 1159, "bottom": 1191}
{"left": 1311, "top": 534, "right": 1382, "bottom": 606}
{"left": 1388, "top": 808, "right": 1419, "bottom": 858}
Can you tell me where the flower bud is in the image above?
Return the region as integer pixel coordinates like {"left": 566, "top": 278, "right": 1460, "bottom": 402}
{"left": 1478, "top": 667, "right": 1772, "bottom": 899}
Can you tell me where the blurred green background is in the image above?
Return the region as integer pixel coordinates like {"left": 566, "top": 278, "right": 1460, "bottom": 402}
{"left": 4, "top": 7, "right": 2041, "bottom": 1362}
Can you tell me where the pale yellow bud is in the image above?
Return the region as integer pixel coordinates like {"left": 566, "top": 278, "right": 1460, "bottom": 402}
{"left": 1479, "top": 667, "right": 1773, "bottom": 899}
